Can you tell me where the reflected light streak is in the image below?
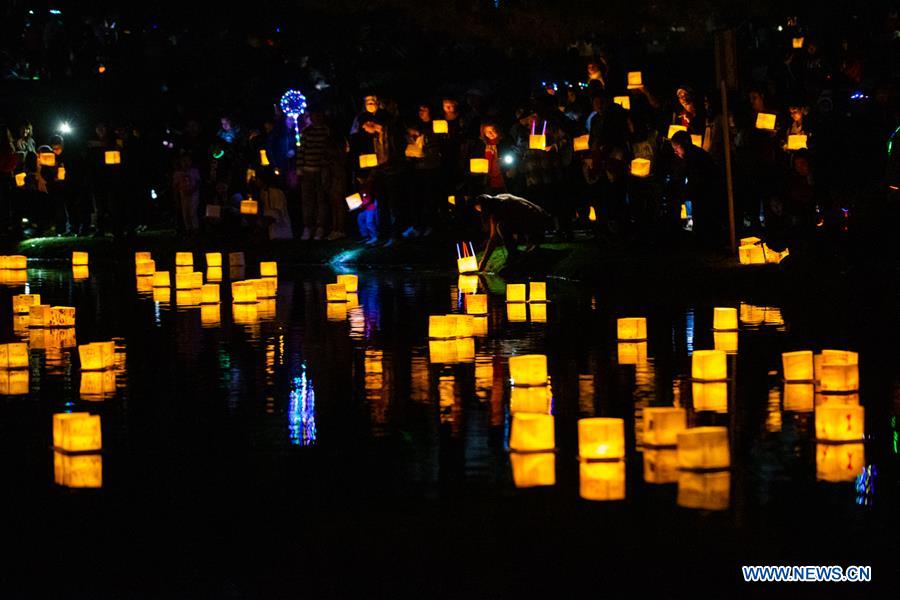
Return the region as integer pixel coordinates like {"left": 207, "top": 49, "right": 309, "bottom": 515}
{"left": 289, "top": 365, "right": 317, "bottom": 446}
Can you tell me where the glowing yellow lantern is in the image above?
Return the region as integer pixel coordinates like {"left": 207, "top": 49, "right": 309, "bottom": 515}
{"left": 12, "top": 294, "right": 39, "bottom": 314}
{"left": 667, "top": 124, "right": 687, "bottom": 138}
{"left": 14, "top": 172, "right": 26, "bottom": 187}
{"left": 56, "top": 166, "right": 66, "bottom": 181}
{"left": 175, "top": 265, "right": 192, "bottom": 274}
{"left": 816, "top": 443, "right": 864, "bottom": 482}
{"left": 819, "top": 364, "right": 859, "bottom": 393}
{"left": 260, "top": 261, "right": 278, "bottom": 278}
{"left": 432, "top": 120, "right": 448, "bottom": 134}
{"left": 429, "top": 315, "right": 455, "bottom": 339}
{"left": 447, "top": 195, "right": 456, "bottom": 206}
{"left": 617, "top": 317, "right": 647, "bottom": 341}
{"left": 509, "top": 413, "right": 555, "bottom": 451}
{"left": 578, "top": 418, "right": 625, "bottom": 460}
{"left": 579, "top": 460, "right": 625, "bottom": 501}
{"left": 172, "top": 252, "right": 191, "bottom": 267}
{"left": 573, "top": 135, "right": 590, "bottom": 151}
{"left": 712, "top": 307, "right": 737, "bottom": 331}
{"left": 136, "top": 259, "right": 155, "bottom": 277}
{"left": 630, "top": 158, "right": 651, "bottom": 177}
{"left": 643, "top": 448, "right": 679, "bottom": 484}
{"left": 787, "top": 134, "right": 808, "bottom": 150}
{"left": 643, "top": 407, "right": 687, "bottom": 447}
{"left": 507, "top": 303, "right": 527, "bottom": 322}
{"left": 12, "top": 314, "right": 30, "bottom": 336}
{"left": 70, "top": 251, "right": 88, "bottom": 266}
{"left": 714, "top": 331, "right": 738, "bottom": 354}
{"left": 692, "top": 350, "right": 726, "bottom": 381}
{"left": 613, "top": 95, "right": 631, "bottom": 110}
{"left": 465, "top": 293, "right": 487, "bottom": 315}
{"left": 201, "top": 284, "right": 220, "bottom": 304}
{"left": 428, "top": 340, "right": 454, "bottom": 363}
{"left": 71, "top": 265, "right": 89, "bottom": 281}
{"left": 457, "top": 255, "right": 478, "bottom": 274}
{"left": 54, "top": 452, "right": 102, "bottom": 488}
{"left": 0, "top": 369, "right": 28, "bottom": 395}
{"left": 259, "top": 149, "right": 270, "bottom": 166}
{"left": 229, "top": 252, "right": 245, "bottom": 267}
{"left": 510, "top": 385, "right": 552, "bottom": 414}
{"left": 454, "top": 337, "right": 475, "bottom": 363}
{"left": 528, "top": 282, "right": 547, "bottom": 303}
{"left": 39, "top": 152, "right": 56, "bottom": 167}
{"left": 506, "top": 283, "right": 526, "bottom": 303}
{"left": 782, "top": 350, "right": 814, "bottom": 381}
{"left": 152, "top": 271, "right": 170, "bottom": 287}
{"left": 755, "top": 112, "right": 777, "bottom": 130}
{"left": 677, "top": 426, "right": 730, "bottom": 469}
{"left": 530, "top": 302, "right": 547, "bottom": 323}
{"left": 345, "top": 193, "right": 363, "bottom": 210}
{"left": 510, "top": 452, "right": 555, "bottom": 488}
{"left": 80, "top": 369, "right": 116, "bottom": 399}
{"left": 763, "top": 244, "right": 789, "bottom": 263}
{"left": 741, "top": 236, "right": 761, "bottom": 245}
{"left": 251, "top": 277, "right": 277, "bottom": 299}
{"left": 53, "top": 412, "right": 102, "bottom": 452}
{"left": 336, "top": 274, "right": 358, "bottom": 293}
{"left": 28, "top": 304, "right": 50, "bottom": 327}
{"left": 617, "top": 341, "right": 648, "bottom": 365}
{"left": 819, "top": 349, "right": 858, "bottom": 366}
{"left": 233, "top": 303, "right": 259, "bottom": 325}
{"left": 240, "top": 200, "right": 258, "bottom": 215}
{"left": 738, "top": 243, "right": 765, "bottom": 264}
{"left": 792, "top": 36, "right": 804, "bottom": 49}
{"left": 200, "top": 304, "right": 221, "bottom": 327}
{"left": 4, "top": 255, "right": 26, "bottom": 270}
{"left": 677, "top": 471, "right": 730, "bottom": 510}
{"left": 206, "top": 267, "right": 223, "bottom": 282}
{"left": 48, "top": 306, "right": 75, "bottom": 328}
{"left": 326, "top": 283, "right": 347, "bottom": 303}
{"left": 588, "top": 206, "right": 597, "bottom": 221}
{"left": 135, "top": 251, "right": 151, "bottom": 264}
{"left": 509, "top": 354, "right": 547, "bottom": 387}
{"left": 469, "top": 158, "right": 489, "bottom": 174}
{"left": 691, "top": 134, "right": 702, "bottom": 147}
{"left": 627, "top": 71, "right": 642, "bottom": 88}
{"left": 528, "top": 134, "right": 546, "bottom": 150}
{"left": 153, "top": 287, "right": 170, "bottom": 303}
{"left": 0, "top": 342, "right": 28, "bottom": 369}
{"left": 78, "top": 341, "right": 115, "bottom": 371}
{"left": 458, "top": 274, "right": 478, "bottom": 294}
{"left": 692, "top": 381, "right": 728, "bottom": 413}
{"left": 175, "top": 289, "right": 201, "bottom": 306}
{"left": 783, "top": 382, "right": 814, "bottom": 412}
{"left": 359, "top": 154, "right": 378, "bottom": 169}
{"left": 175, "top": 271, "right": 196, "bottom": 290}
{"left": 104, "top": 150, "right": 121, "bottom": 165}
{"left": 472, "top": 315, "right": 488, "bottom": 336}
{"left": 232, "top": 281, "right": 258, "bottom": 304}
{"left": 816, "top": 405, "right": 864, "bottom": 442}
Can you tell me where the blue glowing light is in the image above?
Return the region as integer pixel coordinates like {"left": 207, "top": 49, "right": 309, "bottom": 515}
{"left": 289, "top": 366, "right": 317, "bottom": 446}
{"left": 280, "top": 89, "right": 307, "bottom": 117}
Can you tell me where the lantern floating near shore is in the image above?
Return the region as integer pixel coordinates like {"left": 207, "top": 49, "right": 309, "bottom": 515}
{"left": 325, "top": 283, "right": 347, "bottom": 303}
{"left": 251, "top": 278, "right": 277, "bottom": 299}
{"left": 205, "top": 252, "right": 222, "bottom": 268}
{"left": 787, "top": 134, "right": 808, "bottom": 150}
{"left": 782, "top": 350, "right": 814, "bottom": 382}
{"left": 201, "top": 284, "right": 220, "bottom": 304}
{"left": 260, "top": 261, "right": 278, "bottom": 278}
{"left": 0, "top": 368, "right": 29, "bottom": 395}
{"left": 136, "top": 259, "right": 155, "bottom": 277}
{"left": 232, "top": 281, "right": 258, "bottom": 304}
{"left": 644, "top": 448, "right": 679, "bottom": 484}
{"left": 816, "top": 405, "right": 864, "bottom": 442}
{"left": 509, "top": 354, "right": 548, "bottom": 387}
{"left": 578, "top": 418, "right": 625, "bottom": 460}
{"left": 618, "top": 341, "right": 648, "bottom": 365}
{"left": 0, "top": 342, "right": 29, "bottom": 369}
{"left": 692, "top": 349, "right": 727, "bottom": 381}
{"left": 359, "top": 154, "right": 378, "bottom": 169}
{"left": 12, "top": 294, "right": 40, "bottom": 314}
{"left": 0, "top": 255, "right": 27, "bottom": 269}
{"left": 506, "top": 283, "right": 526, "bottom": 303}
{"left": 613, "top": 96, "right": 631, "bottom": 110}
{"left": 469, "top": 158, "right": 489, "bottom": 174}
{"left": 507, "top": 302, "right": 527, "bottom": 323}
{"left": 78, "top": 341, "right": 116, "bottom": 371}
{"left": 510, "top": 385, "right": 552, "bottom": 414}
{"left": 53, "top": 412, "right": 102, "bottom": 453}
{"left": 465, "top": 293, "right": 487, "bottom": 315}
{"left": 104, "top": 150, "right": 121, "bottom": 165}
{"left": 432, "top": 119, "right": 448, "bottom": 134}
{"left": 755, "top": 113, "right": 777, "bottom": 130}
{"left": 677, "top": 426, "right": 730, "bottom": 469}
{"left": 509, "top": 413, "right": 555, "bottom": 452}
{"left": 71, "top": 251, "right": 89, "bottom": 266}
{"left": 510, "top": 452, "right": 556, "bottom": 488}
{"left": 712, "top": 307, "right": 738, "bottom": 331}
{"left": 692, "top": 381, "right": 728, "bottom": 413}
{"left": 643, "top": 407, "right": 687, "bottom": 447}
{"left": 816, "top": 443, "right": 864, "bottom": 482}
{"left": 627, "top": 71, "right": 642, "bottom": 89}
{"left": 336, "top": 274, "right": 358, "bottom": 293}
{"left": 617, "top": 317, "right": 647, "bottom": 341}
{"left": 428, "top": 314, "right": 474, "bottom": 339}
{"left": 240, "top": 199, "right": 258, "bottom": 215}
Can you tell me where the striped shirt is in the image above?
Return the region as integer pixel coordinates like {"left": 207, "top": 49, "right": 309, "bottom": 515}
{"left": 297, "top": 124, "right": 330, "bottom": 169}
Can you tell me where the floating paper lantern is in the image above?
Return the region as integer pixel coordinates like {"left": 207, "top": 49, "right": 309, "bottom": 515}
{"left": 251, "top": 277, "right": 277, "bottom": 299}
{"left": 29, "top": 326, "right": 76, "bottom": 350}
{"left": 783, "top": 382, "right": 814, "bottom": 412}
{"left": 175, "top": 252, "right": 193, "bottom": 267}
{"left": 175, "top": 271, "right": 196, "bottom": 290}
{"left": 260, "top": 261, "right": 278, "bottom": 278}
{"left": 136, "top": 275, "right": 153, "bottom": 293}
{"left": 175, "top": 289, "right": 200, "bottom": 307}
{"left": 764, "top": 245, "right": 789, "bottom": 264}
{"left": 677, "top": 471, "right": 730, "bottom": 510}
{"left": 12, "top": 314, "right": 29, "bottom": 336}
{"left": 428, "top": 338, "right": 475, "bottom": 364}
{"left": 816, "top": 405, "right": 864, "bottom": 442}
{"left": 69, "top": 251, "right": 88, "bottom": 266}
{"left": 56, "top": 166, "right": 66, "bottom": 181}
{"left": 509, "top": 354, "right": 547, "bottom": 387}
{"left": 469, "top": 158, "right": 489, "bottom": 174}
{"left": 0, "top": 369, "right": 28, "bottom": 395}
{"left": 204, "top": 252, "right": 222, "bottom": 268}
{"left": 755, "top": 113, "right": 777, "bottom": 130}
{"left": 12, "top": 294, "right": 40, "bottom": 314}
{"left": 787, "top": 134, "right": 808, "bottom": 150}
{"left": 472, "top": 316, "right": 488, "bottom": 336}
{"left": 819, "top": 364, "right": 859, "bottom": 393}
{"left": 578, "top": 418, "right": 625, "bottom": 460}
{"left": 643, "top": 407, "right": 687, "bottom": 447}
{"left": 617, "top": 341, "right": 648, "bottom": 365}
{"left": 510, "top": 452, "right": 555, "bottom": 488}
{"left": 573, "top": 135, "right": 590, "bottom": 151}
{"left": 232, "top": 281, "right": 258, "bottom": 304}
{"left": 54, "top": 451, "right": 102, "bottom": 488}
{"left": 427, "top": 314, "right": 474, "bottom": 339}
{"left": 200, "top": 304, "right": 221, "bottom": 327}
{"left": 432, "top": 120, "right": 448, "bottom": 134}
{"left": 38, "top": 152, "right": 56, "bottom": 167}
{"left": 28, "top": 304, "right": 50, "bottom": 327}
{"left": 336, "top": 274, "right": 358, "bottom": 293}
{"left": 457, "top": 255, "right": 478, "bottom": 274}
{"left": 617, "top": 317, "right": 647, "bottom": 341}
{"left": 325, "top": 283, "right": 347, "bottom": 303}
{"left": 738, "top": 243, "right": 765, "bottom": 265}
{"left": 507, "top": 303, "right": 527, "bottom": 323}
{"left": 359, "top": 154, "right": 378, "bottom": 169}
{"left": 78, "top": 341, "right": 115, "bottom": 371}
{"left": 201, "top": 284, "right": 220, "bottom": 304}
{"left": 465, "top": 293, "right": 487, "bottom": 315}
{"left": 692, "top": 381, "right": 728, "bottom": 413}
{"left": 152, "top": 287, "right": 170, "bottom": 303}
{"left": 233, "top": 303, "right": 259, "bottom": 325}
{"left": 240, "top": 200, "right": 258, "bottom": 215}
{"left": 528, "top": 134, "right": 546, "bottom": 150}
{"left": 43, "top": 307, "right": 75, "bottom": 328}
{"left": 3, "top": 255, "right": 26, "bottom": 270}
{"left": 579, "top": 460, "right": 625, "bottom": 501}
{"left": 613, "top": 96, "right": 631, "bottom": 110}
{"left": 509, "top": 385, "right": 552, "bottom": 414}
{"left": 714, "top": 332, "right": 738, "bottom": 354}
{"left": 175, "top": 265, "right": 192, "bottom": 274}
{"left": 135, "top": 259, "right": 155, "bottom": 277}
{"left": 692, "top": 350, "right": 727, "bottom": 381}
{"left": 0, "top": 343, "right": 28, "bottom": 369}
{"left": 152, "top": 271, "right": 171, "bottom": 287}
{"left": 259, "top": 149, "right": 270, "bottom": 166}
{"left": 643, "top": 448, "right": 679, "bottom": 484}
{"left": 630, "top": 158, "right": 651, "bottom": 177}
{"left": 447, "top": 195, "right": 456, "bottom": 206}
{"left": 104, "top": 150, "right": 121, "bottom": 165}
{"left": 816, "top": 443, "right": 864, "bottom": 482}
{"left": 80, "top": 370, "right": 116, "bottom": 399}
{"left": 530, "top": 303, "right": 547, "bottom": 323}
{"left": 458, "top": 274, "right": 478, "bottom": 294}
{"left": 506, "top": 283, "right": 526, "bottom": 303}
{"left": 667, "top": 124, "right": 687, "bottom": 139}
{"left": 713, "top": 307, "right": 737, "bottom": 331}
{"left": 257, "top": 299, "right": 276, "bottom": 320}
{"left": 206, "top": 267, "right": 223, "bottom": 282}
{"left": 792, "top": 36, "right": 804, "bottom": 49}
{"left": 739, "top": 302, "right": 766, "bottom": 325}
{"left": 509, "top": 413, "right": 555, "bottom": 451}
{"left": 627, "top": 71, "right": 642, "bottom": 89}
{"left": 345, "top": 193, "right": 362, "bottom": 211}
{"left": 53, "top": 412, "right": 102, "bottom": 452}
{"left": 71, "top": 265, "right": 89, "bottom": 281}
{"left": 677, "top": 426, "right": 730, "bottom": 469}
{"left": 15, "top": 172, "right": 26, "bottom": 187}
{"left": 783, "top": 350, "right": 814, "bottom": 381}
{"left": 528, "top": 282, "right": 547, "bottom": 303}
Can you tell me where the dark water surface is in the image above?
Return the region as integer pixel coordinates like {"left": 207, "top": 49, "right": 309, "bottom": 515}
{"left": 1, "top": 262, "right": 897, "bottom": 598}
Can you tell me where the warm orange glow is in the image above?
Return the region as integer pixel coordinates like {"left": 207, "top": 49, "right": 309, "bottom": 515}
{"left": 509, "top": 354, "right": 548, "bottom": 387}
{"left": 54, "top": 451, "right": 102, "bottom": 488}
{"left": 345, "top": 193, "right": 362, "bottom": 210}
{"left": 200, "top": 284, "right": 220, "bottom": 304}
{"left": 677, "top": 471, "right": 730, "bottom": 510}
{"left": 510, "top": 452, "right": 555, "bottom": 488}
{"left": 53, "top": 412, "right": 102, "bottom": 452}
{"left": 643, "top": 448, "right": 678, "bottom": 484}
{"left": 457, "top": 255, "right": 478, "bottom": 274}
{"left": 152, "top": 287, "right": 170, "bottom": 303}
{"left": 80, "top": 370, "right": 116, "bottom": 400}
{"left": 359, "top": 154, "right": 378, "bottom": 168}
{"left": 104, "top": 150, "right": 121, "bottom": 165}
{"left": 713, "top": 331, "right": 738, "bottom": 354}
{"left": 0, "top": 369, "right": 29, "bottom": 395}
{"left": 573, "top": 135, "right": 590, "bottom": 151}
{"left": 530, "top": 302, "right": 547, "bottom": 323}
{"left": 12, "top": 294, "right": 40, "bottom": 314}
{"left": 465, "top": 293, "right": 487, "bottom": 315}
{"left": 71, "top": 251, "right": 89, "bottom": 266}
{"left": 617, "top": 317, "right": 647, "bottom": 341}
{"left": 783, "top": 383, "right": 814, "bottom": 412}
{"left": 232, "top": 281, "right": 258, "bottom": 304}
{"left": 152, "top": 271, "right": 171, "bottom": 287}
{"left": 816, "top": 443, "right": 864, "bottom": 482}
{"left": 579, "top": 460, "right": 626, "bottom": 501}
{"left": 780, "top": 350, "right": 813, "bottom": 381}
{"left": 507, "top": 302, "right": 527, "bottom": 322}
{"left": 692, "top": 350, "right": 726, "bottom": 381}
{"left": 427, "top": 338, "right": 475, "bottom": 364}
{"left": 588, "top": 206, "right": 597, "bottom": 221}
{"left": 233, "top": 303, "right": 259, "bottom": 325}
{"left": 692, "top": 381, "right": 728, "bottom": 413}
{"left": 627, "top": 71, "right": 642, "bottom": 88}
{"left": 643, "top": 407, "right": 687, "bottom": 446}
{"left": 787, "top": 134, "right": 808, "bottom": 150}
{"left": 251, "top": 278, "right": 277, "bottom": 299}
{"left": 713, "top": 307, "right": 737, "bottom": 331}
{"left": 815, "top": 405, "right": 864, "bottom": 442}
{"left": 472, "top": 315, "right": 488, "bottom": 336}
{"left": 72, "top": 265, "right": 89, "bottom": 280}
{"left": 135, "top": 260, "right": 155, "bottom": 277}
{"left": 432, "top": 120, "right": 448, "bottom": 134}
{"left": 528, "top": 134, "right": 546, "bottom": 150}
{"left": 819, "top": 364, "right": 859, "bottom": 393}
{"left": 203, "top": 253, "right": 221, "bottom": 268}
{"left": 15, "top": 172, "right": 26, "bottom": 187}
{"left": 509, "top": 413, "right": 555, "bottom": 451}
{"left": 175, "top": 271, "right": 196, "bottom": 290}
{"left": 509, "top": 385, "right": 552, "bottom": 414}
{"left": 469, "top": 158, "right": 489, "bottom": 174}
{"left": 174, "top": 252, "right": 192, "bottom": 267}
{"left": 756, "top": 113, "right": 777, "bottom": 130}
{"left": 0, "top": 343, "right": 28, "bottom": 369}
{"left": 240, "top": 200, "right": 258, "bottom": 215}
{"left": 528, "top": 282, "right": 547, "bottom": 303}
{"left": 677, "top": 426, "right": 730, "bottom": 469}
{"left": 506, "top": 283, "right": 526, "bottom": 303}
{"left": 200, "top": 304, "right": 221, "bottom": 327}
{"left": 617, "top": 341, "right": 648, "bottom": 365}
{"left": 206, "top": 267, "right": 223, "bottom": 282}
{"left": 792, "top": 37, "right": 804, "bottom": 49}
{"left": 613, "top": 95, "right": 631, "bottom": 109}
{"left": 630, "top": 158, "right": 651, "bottom": 177}
{"left": 336, "top": 274, "right": 358, "bottom": 292}
{"left": 667, "top": 124, "right": 687, "bottom": 139}
{"left": 578, "top": 418, "right": 625, "bottom": 460}
{"left": 260, "top": 261, "right": 278, "bottom": 278}
{"left": 78, "top": 341, "right": 115, "bottom": 371}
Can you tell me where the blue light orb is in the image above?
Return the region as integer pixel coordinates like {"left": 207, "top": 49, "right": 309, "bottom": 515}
{"left": 280, "top": 89, "right": 308, "bottom": 117}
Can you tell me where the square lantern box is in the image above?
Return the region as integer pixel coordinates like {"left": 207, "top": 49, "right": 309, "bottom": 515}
{"left": 260, "top": 262, "right": 278, "bottom": 278}
{"left": 232, "top": 281, "right": 258, "bottom": 304}
{"left": 528, "top": 134, "right": 546, "bottom": 151}
{"left": 472, "top": 315, "right": 488, "bottom": 337}
{"left": 175, "top": 272, "right": 197, "bottom": 290}
{"left": 13, "top": 314, "right": 30, "bottom": 336}
{"left": 427, "top": 314, "right": 474, "bottom": 339}
{"left": 692, "top": 350, "right": 727, "bottom": 381}
{"left": 713, "top": 331, "right": 738, "bottom": 354}
{"left": 626, "top": 71, "right": 642, "bottom": 89}
{"left": 469, "top": 158, "right": 489, "bottom": 174}
{"left": 32, "top": 306, "right": 75, "bottom": 328}
{"left": 38, "top": 152, "right": 56, "bottom": 167}
{"left": 134, "top": 252, "right": 152, "bottom": 265}
{"left": 458, "top": 274, "right": 479, "bottom": 295}
{"left": 617, "top": 341, "right": 648, "bottom": 365}
{"left": 509, "top": 413, "right": 555, "bottom": 452}
{"left": 72, "top": 265, "right": 89, "bottom": 281}
{"left": 432, "top": 120, "right": 449, "bottom": 134}
{"left": 465, "top": 293, "right": 488, "bottom": 315}
{"left": 510, "top": 452, "right": 556, "bottom": 488}
{"left": 153, "top": 287, "right": 171, "bottom": 304}
{"left": 28, "top": 304, "right": 50, "bottom": 327}
{"left": 78, "top": 341, "right": 115, "bottom": 371}
{"left": 326, "top": 302, "right": 346, "bottom": 322}
{"left": 667, "top": 124, "right": 687, "bottom": 139}
{"left": 240, "top": 200, "right": 258, "bottom": 215}
{"left": 257, "top": 299, "right": 277, "bottom": 321}
{"left": 152, "top": 271, "right": 171, "bottom": 288}
{"left": 577, "top": 418, "right": 625, "bottom": 460}
{"left": 677, "top": 426, "right": 730, "bottom": 469}
{"left": 787, "top": 134, "right": 808, "bottom": 150}
{"left": 359, "top": 154, "right": 378, "bottom": 169}
{"left": 259, "top": 149, "right": 270, "bottom": 166}
{"left": 783, "top": 383, "right": 815, "bottom": 412}
{"left": 630, "top": 158, "right": 651, "bottom": 178}
{"left": 613, "top": 96, "right": 631, "bottom": 110}
{"left": 345, "top": 193, "right": 363, "bottom": 211}
{"left": 509, "top": 354, "right": 548, "bottom": 387}
{"left": 206, "top": 267, "right": 223, "bottom": 282}
{"left": 12, "top": 294, "right": 40, "bottom": 314}
{"left": 510, "top": 385, "right": 552, "bottom": 414}
{"left": 712, "top": 307, "right": 738, "bottom": 331}
{"left": 0, "top": 270, "right": 27, "bottom": 287}
{"left": 573, "top": 135, "right": 590, "bottom": 152}
{"left": 755, "top": 113, "right": 777, "bottom": 130}
{"left": 80, "top": 370, "right": 117, "bottom": 400}
{"left": 0, "top": 369, "right": 29, "bottom": 395}
{"left": 528, "top": 282, "right": 547, "bottom": 303}
{"left": 1, "top": 255, "right": 26, "bottom": 270}
{"left": 506, "top": 283, "right": 526, "bottom": 303}
{"left": 457, "top": 255, "right": 478, "bottom": 274}
{"left": 200, "top": 304, "right": 221, "bottom": 327}
{"left": 643, "top": 448, "right": 679, "bottom": 484}
{"left": 336, "top": 274, "right": 358, "bottom": 293}
{"left": 530, "top": 302, "right": 547, "bottom": 323}
{"left": 0, "top": 343, "right": 29, "bottom": 369}
{"left": 692, "top": 381, "right": 728, "bottom": 413}
{"left": 15, "top": 173, "right": 26, "bottom": 187}
{"left": 428, "top": 338, "right": 474, "bottom": 364}
{"left": 251, "top": 278, "right": 277, "bottom": 299}
{"left": 29, "top": 327, "right": 76, "bottom": 350}
{"left": 792, "top": 37, "right": 804, "bottom": 49}
{"left": 54, "top": 451, "right": 102, "bottom": 488}
{"left": 783, "top": 350, "right": 814, "bottom": 381}
{"left": 203, "top": 253, "right": 222, "bottom": 269}
{"left": 136, "top": 260, "right": 155, "bottom": 277}
{"left": 71, "top": 251, "right": 89, "bottom": 266}
{"left": 233, "top": 303, "right": 260, "bottom": 325}
{"left": 643, "top": 407, "right": 687, "bottom": 447}
{"left": 507, "top": 303, "right": 527, "bottom": 323}
{"left": 201, "top": 284, "right": 220, "bottom": 304}
{"left": 175, "top": 252, "right": 193, "bottom": 267}
{"left": 175, "top": 290, "right": 201, "bottom": 307}
{"left": 579, "top": 460, "right": 626, "bottom": 501}
{"left": 818, "top": 364, "right": 859, "bottom": 393}
{"left": 677, "top": 471, "right": 730, "bottom": 511}
{"left": 816, "top": 443, "right": 864, "bottom": 482}
{"left": 325, "top": 283, "right": 347, "bottom": 303}
{"left": 617, "top": 317, "right": 647, "bottom": 341}
{"left": 104, "top": 150, "right": 121, "bottom": 165}
{"left": 763, "top": 245, "right": 789, "bottom": 264}
{"left": 738, "top": 244, "right": 765, "bottom": 265}
{"left": 53, "top": 412, "right": 102, "bottom": 453}
{"left": 815, "top": 405, "right": 865, "bottom": 442}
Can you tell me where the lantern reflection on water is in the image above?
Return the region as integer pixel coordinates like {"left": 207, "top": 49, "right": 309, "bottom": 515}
{"left": 257, "top": 299, "right": 277, "bottom": 321}
{"left": 783, "top": 383, "right": 814, "bottom": 412}
{"left": 240, "top": 200, "right": 258, "bottom": 215}
{"left": 818, "top": 364, "right": 859, "bottom": 393}
{"left": 201, "top": 304, "right": 221, "bottom": 327}
{"left": 713, "top": 331, "right": 738, "bottom": 354}
{"left": 233, "top": 303, "right": 259, "bottom": 325}
{"left": 201, "top": 284, "right": 220, "bottom": 304}
{"left": 617, "top": 317, "right": 647, "bottom": 341}
{"left": 152, "top": 271, "right": 171, "bottom": 287}
{"left": 0, "top": 269, "right": 27, "bottom": 285}
{"left": 509, "top": 413, "right": 555, "bottom": 452}
{"left": 692, "top": 381, "right": 728, "bottom": 413}
{"left": 815, "top": 405, "right": 864, "bottom": 442}
{"left": 176, "top": 289, "right": 201, "bottom": 306}
{"left": 153, "top": 287, "right": 171, "bottom": 304}
{"left": 78, "top": 341, "right": 115, "bottom": 371}
{"left": 336, "top": 274, "right": 358, "bottom": 292}
{"left": 465, "top": 293, "right": 487, "bottom": 315}
{"left": 28, "top": 304, "right": 49, "bottom": 327}
{"left": 677, "top": 471, "right": 730, "bottom": 510}
{"left": 432, "top": 119, "right": 448, "bottom": 134}
{"left": 232, "top": 281, "right": 258, "bottom": 304}
{"left": 510, "top": 385, "right": 552, "bottom": 414}
{"left": 53, "top": 413, "right": 102, "bottom": 452}
{"left": 579, "top": 460, "right": 625, "bottom": 501}
{"left": 578, "top": 418, "right": 625, "bottom": 460}
{"left": 509, "top": 354, "right": 547, "bottom": 387}
{"left": 643, "top": 407, "right": 687, "bottom": 447}
{"left": 12, "top": 314, "right": 29, "bottom": 336}
{"left": 12, "top": 294, "right": 40, "bottom": 314}
{"left": 251, "top": 278, "right": 277, "bottom": 299}
{"left": 458, "top": 275, "right": 479, "bottom": 294}
{"left": 72, "top": 265, "right": 89, "bottom": 280}
{"left": 54, "top": 451, "right": 102, "bottom": 488}
{"left": 510, "top": 452, "right": 555, "bottom": 488}
{"left": 428, "top": 338, "right": 475, "bottom": 364}
{"left": 507, "top": 302, "right": 527, "bottom": 322}
{"left": 472, "top": 316, "right": 488, "bottom": 337}
{"left": 0, "top": 343, "right": 28, "bottom": 369}
{"left": 643, "top": 448, "right": 679, "bottom": 484}
{"left": 530, "top": 302, "right": 547, "bottom": 323}
{"left": 206, "top": 267, "right": 223, "bottom": 282}
{"left": 816, "top": 443, "right": 865, "bottom": 482}
{"left": 677, "top": 426, "right": 730, "bottom": 469}
{"left": 80, "top": 370, "right": 116, "bottom": 400}
{"left": 692, "top": 350, "right": 727, "bottom": 381}
{"left": 72, "top": 251, "right": 89, "bottom": 266}
{"left": 0, "top": 369, "right": 28, "bottom": 395}
{"left": 783, "top": 350, "right": 814, "bottom": 381}
{"left": 617, "top": 341, "right": 648, "bottom": 365}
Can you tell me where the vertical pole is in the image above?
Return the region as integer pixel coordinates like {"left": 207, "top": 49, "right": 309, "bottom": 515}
{"left": 720, "top": 80, "right": 737, "bottom": 253}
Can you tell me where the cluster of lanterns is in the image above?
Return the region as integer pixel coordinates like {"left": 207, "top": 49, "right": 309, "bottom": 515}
{"left": 738, "top": 236, "right": 789, "bottom": 265}
{"left": 505, "top": 281, "right": 548, "bottom": 323}
{"left": 325, "top": 274, "right": 360, "bottom": 321}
